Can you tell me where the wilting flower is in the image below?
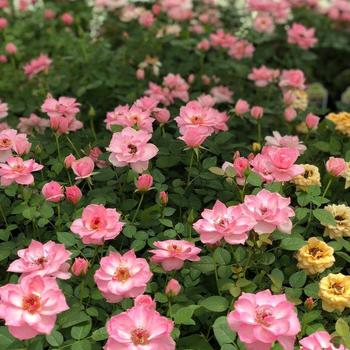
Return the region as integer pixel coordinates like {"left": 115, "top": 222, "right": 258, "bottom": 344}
{"left": 104, "top": 303, "right": 175, "bottom": 350}
{"left": 23, "top": 54, "right": 52, "bottom": 79}
{"left": 295, "top": 237, "right": 335, "bottom": 275}
{"left": 287, "top": 23, "right": 318, "bottom": 50}
{"left": 227, "top": 289, "right": 300, "bottom": 350}
{"left": 300, "top": 331, "right": 347, "bottom": 350}
{"left": 242, "top": 189, "right": 295, "bottom": 234}
{"left": 71, "top": 157, "right": 95, "bottom": 180}
{"left": 8, "top": 240, "right": 71, "bottom": 279}
{"left": 319, "top": 273, "right": 350, "bottom": 312}
{"left": 0, "top": 156, "right": 43, "bottom": 186}
{"left": 292, "top": 164, "right": 321, "bottom": 191}
{"left": 70, "top": 204, "right": 124, "bottom": 245}
{"left": 193, "top": 200, "right": 255, "bottom": 245}
{"left": 71, "top": 258, "right": 89, "bottom": 276}
{"left": 149, "top": 240, "right": 201, "bottom": 271}
{"left": 323, "top": 204, "right": 350, "bottom": 239}
{"left": 94, "top": 250, "right": 152, "bottom": 303}
{"left": 0, "top": 275, "right": 69, "bottom": 340}
{"left": 107, "top": 127, "right": 159, "bottom": 173}
{"left": 41, "top": 181, "right": 64, "bottom": 202}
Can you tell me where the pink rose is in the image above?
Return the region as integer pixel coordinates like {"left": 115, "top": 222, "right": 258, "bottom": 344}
{"left": 149, "top": 239, "right": 201, "bottom": 271}
{"left": 287, "top": 23, "right": 318, "bottom": 50}
{"left": 305, "top": 113, "right": 320, "bottom": 129}
{"left": 7, "top": 240, "right": 71, "bottom": 279}
{"left": 60, "top": 12, "right": 74, "bottom": 25}
{"left": 326, "top": 157, "right": 346, "bottom": 177}
{"left": 65, "top": 185, "right": 82, "bottom": 205}
{"left": 64, "top": 154, "right": 76, "bottom": 169}
{"left": 160, "top": 191, "right": 168, "bottom": 206}
{"left": 279, "top": 69, "right": 306, "bottom": 90}
{"left": 71, "top": 157, "right": 95, "bottom": 180}
{"left": 0, "top": 275, "right": 69, "bottom": 340}
{"left": 23, "top": 54, "right": 52, "bottom": 79}
{"left": 71, "top": 258, "right": 89, "bottom": 276}
{"left": 178, "top": 128, "right": 210, "bottom": 148}
{"left": 70, "top": 204, "right": 124, "bottom": 245}
{"left": 227, "top": 290, "right": 300, "bottom": 350}
{"left": 5, "top": 42, "right": 17, "bottom": 55}
{"left": 105, "top": 303, "right": 175, "bottom": 350}
{"left": 137, "top": 174, "right": 153, "bottom": 192}
{"left": 251, "top": 106, "right": 264, "bottom": 119}
{"left": 248, "top": 65, "right": 280, "bottom": 87}
{"left": 242, "top": 189, "right": 295, "bottom": 234}
{"left": 235, "top": 99, "right": 250, "bottom": 116}
{"left": 41, "top": 181, "right": 64, "bottom": 202}
{"left": 300, "top": 331, "right": 346, "bottom": 350}
{"left": 94, "top": 250, "right": 152, "bottom": 303}
{"left": 284, "top": 107, "right": 297, "bottom": 122}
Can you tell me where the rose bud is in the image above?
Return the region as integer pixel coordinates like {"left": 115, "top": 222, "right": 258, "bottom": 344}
{"left": 305, "top": 297, "right": 314, "bottom": 311}
{"left": 250, "top": 106, "right": 264, "bottom": 119}
{"left": 284, "top": 107, "right": 297, "bottom": 122}
{"left": 326, "top": 157, "right": 346, "bottom": 177}
{"left": 160, "top": 191, "right": 168, "bottom": 206}
{"left": 235, "top": 99, "right": 250, "bottom": 116}
{"left": 41, "top": 181, "right": 64, "bottom": 202}
{"left": 65, "top": 185, "right": 82, "bottom": 205}
{"left": 5, "top": 42, "right": 17, "bottom": 55}
{"left": 165, "top": 279, "right": 181, "bottom": 297}
{"left": 305, "top": 113, "right": 320, "bottom": 129}
{"left": 71, "top": 258, "right": 89, "bottom": 276}
{"left": 64, "top": 154, "right": 76, "bottom": 169}
{"left": 137, "top": 174, "right": 153, "bottom": 192}
{"left": 71, "top": 157, "right": 95, "bottom": 180}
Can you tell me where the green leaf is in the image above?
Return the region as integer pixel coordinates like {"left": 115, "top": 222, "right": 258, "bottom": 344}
{"left": 123, "top": 225, "right": 136, "bottom": 238}
{"left": 336, "top": 318, "right": 350, "bottom": 337}
{"left": 199, "top": 296, "right": 228, "bottom": 312}
{"left": 177, "top": 335, "right": 214, "bottom": 350}
{"left": 203, "top": 157, "right": 217, "bottom": 169}
{"left": 174, "top": 305, "right": 201, "bottom": 325}
{"left": 209, "top": 167, "right": 225, "bottom": 176}
{"left": 46, "top": 330, "right": 64, "bottom": 347}
{"left": 57, "top": 232, "right": 77, "bottom": 247}
{"left": 289, "top": 271, "right": 307, "bottom": 288}
{"left": 313, "top": 209, "right": 336, "bottom": 226}
{"left": 296, "top": 207, "right": 309, "bottom": 221}
{"left": 70, "top": 339, "right": 92, "bottom": 350}
{"left": 59, "top": 307, "right": 90, "bottom": 328}
{"left": 268, "top": 268, "right": 284, "bottom": 289}
{"left": 336, "top": 251, "right": 350, "bottom": 263}
{"left": 71, "top": 320, "right": 92, "bottom": 340}
{"left": 304, "top": 283, "right": 320, "bottom": 298}
{"left": 92, "top": 327, "right": 108, "bottom": 341}
{"left": 280, "top": 237, "right": 305, "bottom": 251}
{"left": 213, "top": 247, "right": 231, "bottom": 265}
{"left": 0, "top": 327, "right": 16, "bottom": 349}
{"left": 40, "top": 203, "right": 54, "bottom": 219}
{"left": 213, "top": 316, "right": 236, "bottom": 346}
{"left": 159, "top": 218, "right": 173, "bottom": 227}
{"left": 246, "top": 172, "right": 262, "bottom": 187}
{"left": 0, "top": 242, "right": 15, "bottom": 261}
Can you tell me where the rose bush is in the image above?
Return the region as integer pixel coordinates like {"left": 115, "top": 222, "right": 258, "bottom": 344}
{"left": 0, "top": 0, "right": 350, "bottom": 349}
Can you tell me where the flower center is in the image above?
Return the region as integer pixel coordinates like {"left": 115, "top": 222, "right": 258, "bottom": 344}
{"left": 22, "top": 294, "right": 41, "bottom": 314}
{"left": 90, "top": 217, "right": 101, "bottom": 230}
{"left": 255, "top": 306, "right": 273, "bottom": 326}
{"left": 35, "top": 257, "right": 47, "bottom": 266}
{"left": 191, "top": 115, "right": 203, "bottom": 124}
{"left": 128, "top": 144, "right": 138, "bottom": 154}
{"left": 131, "top": 328, "right": 150, "bottom": 345}
{"left": 0, "top": 138, "right": 11, "bottom": 147}
{"left": 303, "top": 170, "right": 313, "bottom": 179}
{"left": 308, "top": 247, "right": 324, "bottom": 259}
{"left": 331, "top": 282, "right": 345, "bottom": 295}
{"left": 335, "top": 215, "right": 345, "bottom": 221}
{"left": 168, "top": 244, "right": 183, "bottom": 254}
{"left": 113, "top": 267, "right": 130, "bottom": 282}
{"left": 130, "top": 115, "right": 139, "bottom": 123}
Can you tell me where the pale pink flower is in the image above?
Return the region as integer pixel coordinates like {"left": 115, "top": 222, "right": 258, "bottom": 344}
{"left": 0, "top": 156, "right": 43, "bottom": 186}
{"left": 242, "top": 189, "right": 295, "bottom": 234}
{"left": 249, "top": 153, "right": 274, "bottom": 183}
{"left": 0, "top": 275, "right": 69, "bottom": 340}
{"left": 326, "top": 157, "right": 346, "bottom": 177}
{"left": 138, "top": 11, "right": 155, "bottom": 27}
{"left": 197, "top": 94, "right": 215, "bottom": 108}
{"left": 265, "top": 131, "right": 307, "bottom": 155}
{"left": 279, "top": 69, "right": 306, "bottom": 90}
{"left": 0, "top": 99, "right": 8, "bottom": 119}
{"left": 64, "top": 154, "right": 76, "bottom": 169}
{"left": 253, "top": 13, "right": 275, "bottom": 34}
{"left": 17, "top": 114, "right": 49, "bottom": 134}
{"left": 0, "top": 55, "right": 7, "bottom": 63}
{"left": 65, "top": 185, "right": 82, "bottom": 205}
{"left": 300, "top": 331, "right": 347, "bottom": 350}
{"left": 227, "top": 289, "right": 300, "bottom": 350}
{"left": 165, "top": 279, "right": 181, "bottom": 296}
{"left": 235, "top": 99, "right": 250, "bottom": 116}
{"left": 70, "top": 204, "right": 124, "bottom": 245}
{"left": 152, "top": 107, "right": 170, "bottom": 124}
{"left": 305, "top": 113, "right": 320, "bottom": 129}
{"left": 107, "top": 127, "right": 159, "bottom": 173}
{"left": 71, "top": 258, "right": 89, "bottom": 276}
{"left": 210, "top": 29, "right": 237, "bottom": 48}
{"left": 193, "top": 200, "right": 256, "bottom": 245}
{"left": 287, "top": 23, "right": 318, "bottom": 50}
{"left": 12, "top": 133, "right": 31, "bottom": 155}
{"left": 228, "top": 40, "right": 255, "bottom": 60}
{"left": 134, "top": 96, "right": 159, "bottom": 113}
{"left": 44, "top": 9, "right": 55, "bottom": 20}
{"left": 251, "top": 106, "right": 264, "bottom": 119}
{"left": 0, "top": 17, "right": 7, "bottom": 29}
{"left": 284, "top": 107, "right": 297, "bottom": 122}
{"left": 136, "top": 68, "right": 145, "bottom": 80}
{"left": 137, "top": 174, "right": 153, "bottom": 192}
{"left": 41, "top": 181, "right": 64, "bottom": 202}
{"left": 149, "top": 240, "right": 201, "bottom": 271}
{"left": 105, "top": 303, "right": 175, "bottom": 350}
{"left": 197, "top": 39, "right": 211, "bottom": 51}
{"left": 7, "top": 240, "right": 71, "bottom": 279}
{"left": 175, "top": 100, "right": 228, "bottom": 135}
{"left": 23, "top": 54, "right": 52, "bottom": 79}
{"left": 178, "top": 128, "right": 210, "bottom": 148}
{"left": 210, "top": 86, "right": 233, "bottom": 104}
{"left": 71, "top": 157, "right": 95, "bottom": 180}
{"left": 94, "top": 250, "right": 152, "bottom": 303}
{"left": 161, "top": 0, "right": 193, "bottom": 21}
{"left": 89, "top": 147, "right": 107, "bottom": 168}
{"left": 248, "top": 66, "right": 280, "bottom": 87}
{"left": 105, "top": 105, "right": 130, "bottom": 131}
{"left": 5, "top": 42, "right": 17, "bottom": 55}
{"left": 60, "top": 12, "right": 74, "bottom": 25}
{"left": 0, "top": 129, "right": 17, "bottom": 162}
{"left": 222, "top": 152, "right": 250, "bottom": 185}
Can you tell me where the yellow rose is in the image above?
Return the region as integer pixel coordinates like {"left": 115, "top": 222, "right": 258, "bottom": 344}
{"left": 319, "top": 273, "right": 350, "bottom": 312}
{"left": 295, "top": 237, "right": 335, "bottom": 274}
{"left": 327, "top": 112, "right": 350, "bottom": 136}
{"left": 291, "top": 89, "right": 308, "bottom": 111}
{"left": 341, "top": 161, "right": 350, "bottom": 189}
{"left": 323, "top": 204, "right": 350, "bottom": 239}
{"left": 292, "top": 164, "right": 321, "bottom": 191}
